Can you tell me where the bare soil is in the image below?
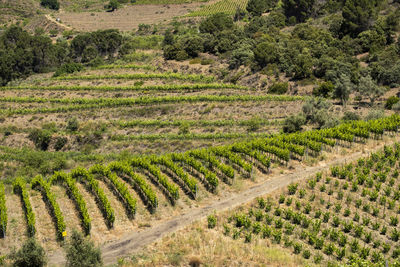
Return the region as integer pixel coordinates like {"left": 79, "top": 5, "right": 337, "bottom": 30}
{"left": 58, "top": 3, "right": 203, "bottom": 32}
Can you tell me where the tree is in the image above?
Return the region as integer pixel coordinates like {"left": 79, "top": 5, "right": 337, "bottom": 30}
{"left": 282, "top": 0, "right": 315, "bottom": 23}
{"left": 357, "top": 75, "right": 385, "bottom": 105}
{"left": 66, "top": 230, "right": 103, "bottom": 267}
{"left": 253, "top": 41, "right": 278, "bottom": 68}
{"left": 105, "top": 0, "right": 120, "bottom": 11}
{"left": 340, "top": 0, "right": 382, "bottom": 37}
{"left": 246, "top": 0, "right": 277, "bottom": 17}
{"left": 11, "top": 238, "right": 47, "bottom": 267}
{"left": 334, "top": 74, "right": 353, "bottom": 106}
{"left": 199, "top": 13, "right": 234, "bottom": 35}
{"left": 40, "top": 0, "right": 60, "bottom": 10}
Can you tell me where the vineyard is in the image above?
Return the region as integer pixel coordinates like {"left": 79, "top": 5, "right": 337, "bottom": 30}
{"left": 1, "top": 114, "right": 400, "bottom": 256}
{"left": 0, "top": 60, "right": 399, "bottom": 264}
{"left": 216, "top": 140, "right": 400, "bottom": 265}
{"left": 187, "top": 0, "right": 248, "bottom": 16}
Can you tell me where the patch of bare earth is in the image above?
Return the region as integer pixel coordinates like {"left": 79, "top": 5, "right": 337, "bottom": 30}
{"left": 58, "top": 3, "right": 202, "bottom": 32}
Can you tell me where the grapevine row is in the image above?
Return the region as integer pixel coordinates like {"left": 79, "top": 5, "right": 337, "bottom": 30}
{"left": 71, "top": 167, "right": 115, "bottom": 228}
{"left": 108, "top": 162, "right": 158, "bottom": 211}
{"left": 171, "top": 153, "right": 219, "bottom": 192}
{"left": 0, "top": 182, "right": 6, "bottom": 238}
{"left": 149, "top": 155, "right": 198, "bottom": 198}
{"left": 31, "top": 175, "right": 66, "bottom": 240}
{"left": 53, "top": 73, "right": 216, "bottom": 83}
{"left": 89, "top": 164, "right": 137, "bottom": 219}
{"left": 2, "top": 83, "right": 251, "bottom": 92}
{"left": 13, "top": 178, "right": 35, "bottom": 237}
{"left": 49, "top": 172, "right": 91, "bottom": 234}
{"left": 127, "top": 158, "right": 180, "bottom": 202}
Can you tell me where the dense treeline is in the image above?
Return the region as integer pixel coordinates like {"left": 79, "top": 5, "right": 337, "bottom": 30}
{"left": 0, "top": 27, "right": 127, "bottom": 86}
{"left": 162, "top": 0, "right": 400, "bottom": 103}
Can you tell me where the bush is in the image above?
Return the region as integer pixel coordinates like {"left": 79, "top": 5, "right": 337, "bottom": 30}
{"left": 365, "top": 109, "right": 385, "bottom": 121}
{"left": 313, "top": 81, "right": 334, "bottom": 98}
{"left": 66, "top": 117, "right": 79, "bottom": 132}
{"left": 54, "top": 62, "right": 83, "bottom": 77}
{"left": 11, "top": 238, "right": 47, "bottom": 267}
{"left": 268, "top": 82, "right": 288, "bottom": 94}
{"left": 66, "top": 230, "right": 103, "bottom": 267}
{"left": 28, "top": 129, "right": 52, "bottom": 151}
{"left": 40, "top": 0, "right": 59, "bottom": 10}
{"left": 54, "top": 136, "right": 67, "bottom": 151}
{"left": 385, "top": 96, "right": 400, "bottom": 110}
{"left": 207, "top": 214, "right": 217, "bottom": 229}
{"left": 283, "top": 114, "right": 306, "bottom": 133}
{"left": 342, "top": 111, "right": 361, "bottom": 121}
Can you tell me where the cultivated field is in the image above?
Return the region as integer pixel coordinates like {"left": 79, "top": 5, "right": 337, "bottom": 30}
{"left": 2, "top": 54, "right": 399, "bottom": 264}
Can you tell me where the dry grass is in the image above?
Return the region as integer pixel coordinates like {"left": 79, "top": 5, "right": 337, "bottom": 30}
{"left": 122, "top": 220, "right": 308, "bottom": 266}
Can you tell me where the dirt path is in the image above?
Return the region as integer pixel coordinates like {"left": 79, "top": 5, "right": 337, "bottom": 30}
{"left": 47, "top": 138, "right": 396, "bottom": 266}
{"left": 44, "top": 14, "right": 73, "bottom": 31}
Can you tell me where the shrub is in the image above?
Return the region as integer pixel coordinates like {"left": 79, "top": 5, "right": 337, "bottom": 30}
{"left": 268, "top": 82, "right": 289, "bottom": 94}
{"left": 313, "top": 81, "right": 334, "bottom": 98}
{"left": 54, "top": 62, "right": 83, "bottom": 77}
{"left": 342, "top": 111, "right": 361, "bottom": 121}
{"left": 28, "top": 129, "right": 52, "bottom": 151}
{"left": 283, "top": 114, "right": 306, "bottom": 133}
{"left": 386, "top": 96, "right": 400, "bottom": 110}
{"left": 66, "top": 117, "right": 79, "bottom": 132}
{"left": 207, "top": 214, "right": 217, "bottom": 229}
{"left": 40, "top": 0, "right": 59, "bottom": 10}
{"left": 65, "top": 230, "right": 103, "bottom": 267}
{"left": 11, "top": 238, "right": 47, "bottom": 267}
{"left": 54, "top": 137, "right": 67, "bottom": 151}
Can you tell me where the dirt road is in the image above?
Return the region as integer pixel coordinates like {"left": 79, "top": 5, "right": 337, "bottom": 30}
{"left": 47, "top": 138, "right": 396, "bottom": 266}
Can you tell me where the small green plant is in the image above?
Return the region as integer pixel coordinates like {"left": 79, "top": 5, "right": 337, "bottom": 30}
{"left": 11, "top": 238, "right": 47, "bottom": 267}
{"left": 207, "top": 214, "right": 217, "bottom": 229}
{"left": 28, "top": 129, "right": 52, "bottom": 151}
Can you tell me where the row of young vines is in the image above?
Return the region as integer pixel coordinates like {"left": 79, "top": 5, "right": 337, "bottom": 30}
{"left": 1, "top": 115, "right": 400, "bottom": 240}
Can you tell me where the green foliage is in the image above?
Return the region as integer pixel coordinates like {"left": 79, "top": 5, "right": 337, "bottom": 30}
{"left": 199, "top": 13, "right": 234, "bottom": 34}
{"left": 50, "top": 172, "right": 92, "bottom": 234}
{"left": 342, "top": 111, "right": 361, "bottom": 121}
{"left": 268, "top": 82, "right": 288, "bottom": 95}
{"left": 13, "top": 178, "right": 35, "bottom": 237}
{"left": 11, "top": 238, "right": 47, "bottom": 267}
{"left": 71, "top": 167, "right": 115, "bottom": 228}
{"left": 253, "top": 41, "right": 278, "bottom": 68}
{"left": 66, "top": 117, "right": 79, "bottom": 132}
{"left": 0, "top": 182, "right": 6, "bottom": 238}
{"left": 54, "top": 137, "right": 67, "bottom": 151}
{"left": 246, "top": 0, "right": 277, "bottom": 16}
{"left": 357, "top": 75, "right": 385, "bottom": 105}
{"left": 283, "top": 114, "right": 306, "bottom": 133}
{"left": 65, "top": 230, "right": 103, "bottom": 267}
{"left": 105, "top": 0, "right": 120, "bottom": 11}
{"left": 334, "top": 74, "right": 353, "bottom": 106}
{"left": 28, "top": 129, "right": 52, "bottom": 151}
{"left": 40, "top": 0, "right": 59, "bottom": 10}
{"left": 207, "top": 214, "right": 217, "bottom": 228}
{"left": 282, "top": 0, "right": 315, "bottom": 23}
{"left": 385, "top": 96, "right": 399, "bottom": 110}
{"left": 313, "top": 81, "right": 334, "bottom": 98}
{"left": 340, "top": 0, "right": 382, "bottom": 37}
{"left": 31, "top": 175, "right": 66, "bottom": 240}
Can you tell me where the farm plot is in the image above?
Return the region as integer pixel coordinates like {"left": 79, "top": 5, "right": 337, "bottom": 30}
{"left": 188, "top": 0, "right": 248, "bottom": 16}
{"left": 219, "top": 142, "right": 400, "bottom": 265}
{"left": 1, "top": 116, "right": 400, "bottom": 255}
